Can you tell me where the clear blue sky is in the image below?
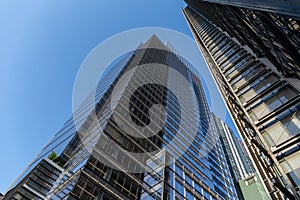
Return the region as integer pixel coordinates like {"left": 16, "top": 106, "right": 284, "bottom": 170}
{"left": 0, "top": 0, "right": 238, "bottom": 193}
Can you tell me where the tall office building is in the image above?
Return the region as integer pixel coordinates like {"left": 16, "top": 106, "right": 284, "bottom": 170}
{"left": 4, "top": 35, "right": 238, "bottom": 200}
{"left": 213, "top": 114, "right": 255, "bottom": 181}
{"left": 183, "top": 1, "right": 300, "bottom": 199}
{"left": 212, "top": 114, "right": 268, "bottom": 200}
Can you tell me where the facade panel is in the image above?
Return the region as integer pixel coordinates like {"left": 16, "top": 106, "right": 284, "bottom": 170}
{"left": 4, "top": 35, "right": 238, "bottom": 200}
{"left": 183, "top": 2, "right": 300, "bottom": 199}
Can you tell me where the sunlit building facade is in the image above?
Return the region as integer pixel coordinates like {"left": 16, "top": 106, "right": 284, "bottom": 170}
{"left": 183, "top": 1, "right": 300, "bottom": 199}
{"left": 212, "top": 114, "right": 258, "bottom": 199}
{"left": 4, "top": 35, "right": 238, "bottom": 200}
{"left": 213, "top": 114, "right": 255, "bottom": 180}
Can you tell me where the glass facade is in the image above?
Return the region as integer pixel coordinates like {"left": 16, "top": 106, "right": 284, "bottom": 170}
{"left": 212, "top": 114, "right": 255, "bottom": 180}
{"left": 212, "top": 114, "right": 257, "bottom": 199}
{"left": 201, "top": 0, "right": 300, "bottom": 18}
{"left": 183, "top": 2, "right": 300, "bottom": 199}
{"left": 4, "top": 35, "right": 238, "bottom": 200}
{"left": 4, "top": 159, "right": 68, "bottom": 200}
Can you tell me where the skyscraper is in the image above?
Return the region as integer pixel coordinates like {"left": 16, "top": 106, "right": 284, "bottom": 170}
{"left": 183, "top": 1, "right": 300, "bottom": 199}
{"left": 4, "top": 35, "right": 238, "bottom": 200}
{"left": 212, "top": 114, "right": 268, "bottom": 200}
{"left": 213, "top": 114, "right": 255, "bottom": 181}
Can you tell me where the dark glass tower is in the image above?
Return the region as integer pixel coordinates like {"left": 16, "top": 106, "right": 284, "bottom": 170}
{"left": 195, "top": 0, "right": 300, "bottom": 18}
{"left": 183, "top": 1, "right": 300, "bottom": 199}
{"left": 4, "top": 35, "right": 238, "bottom": 200}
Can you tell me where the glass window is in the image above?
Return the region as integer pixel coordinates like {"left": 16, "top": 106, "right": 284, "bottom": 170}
{"left": 175, "top": 164, "right": 183, "bottom": 177}
{"left": 263, "top": 110, "right": 299, "bottom": 146}
{"left": 249, "top": 87, "right": 296, "bottom": 120}
{"left": 264, "top": 123, "right": 288, "bottom": 145}
{"left": 175, "top": 181, "right": 184, "bottom": 196}
{"left": 194, "top": 183, "right": 202, "bottom": 195}
{"left": 186, "top": 190, "right": 194, "bottom": 200}
{"left": 239, "top": 74, "right": 277, "bottom": 102}
{"left": 185, "top": 174, "right": 193, "bottom": 186}
{"left": 283, "top": 111, "right": 300, "bottom": 135}
{"left": 204, "top": 190, "right": 211, "bottom": 200}
{"left": 245, "top": 176, "right": 257, "bottom": 186}
{"left": 280, "top": 152, "right": 300, "bottom": 189}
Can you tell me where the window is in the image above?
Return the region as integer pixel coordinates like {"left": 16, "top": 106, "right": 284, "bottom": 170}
{"left": 283, "top": 112, "right": 300, "bottom": 135}
{"left": 186, "top": 190, "right": 194, "bottom": 200}
{"left": 239, "top": 74, "right": 277, "bottom": 103}
{"left": 249, "top": 87, "right": 297, "bottom": 121}
{"left": 245, "top": 176, "right": 257, "bottom": 186}
{"left": 203, "top": 190, "right": 211, "bottom": 200}
{"left": 175, "top": 164, "right": 183, "bottom": 177}
{"left": 185, "top": 174, "right": 193, "bottom": 186}
{"left": 280, "top": 152, "right": 300, "bottom": 188}
{"left": 175, "top": 180, "right": 184, "bottom": 196}
{"left": 263, "top": 110, "right": 300, "bottom": 146}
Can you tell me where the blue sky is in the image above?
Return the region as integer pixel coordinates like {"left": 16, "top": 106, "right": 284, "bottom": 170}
{"left": 0, "top": 0, "right": 238, "bottom": 193}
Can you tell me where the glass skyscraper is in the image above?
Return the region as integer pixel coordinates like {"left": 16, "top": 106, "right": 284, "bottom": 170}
{"left": 212, "top": 114, "right": 265, "bottom": 199}
{"left": 183, "top": 1, "right": 300, "bottom": 199}
{"left": 4, "top": 35, "right": 238, "bottom": 200}
{"left": 213, "top": 114, "right": 256, "bottom": 179}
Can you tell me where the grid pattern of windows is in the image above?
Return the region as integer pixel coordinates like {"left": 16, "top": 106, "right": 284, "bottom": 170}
{"left": 5, "top": 36, "right": 238, "bottom": 200}
{"left": 6, "top": 159, "right": 65, "bottom": 200}
{"left": 183, "top": 3, "right": 300, "bottom": 199}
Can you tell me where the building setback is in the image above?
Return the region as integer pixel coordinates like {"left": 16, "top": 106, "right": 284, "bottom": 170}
{"left": 4, "top": 35, "right": 238, "bottom": 200}
{"left": 183, "top": 1, "right": 300, "bottom": 199}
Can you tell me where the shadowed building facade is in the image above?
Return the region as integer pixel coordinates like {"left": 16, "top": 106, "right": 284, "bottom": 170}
{"left": 183, "top": 1, "right": 300, "bottom": 199}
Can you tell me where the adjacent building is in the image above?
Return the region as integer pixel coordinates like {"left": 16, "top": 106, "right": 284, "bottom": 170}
{"left": 213, "top": 114, "right": 255, "bottom": 181}
{"left": 238, "top": 173, "right": 269, "bottom": 200}
{"left": 183, "top": 1, "right": 300, "bottom": 199}
{"left": 4, "top": 35, "right": 239, "bottom": 200}
{"left": 212, "top": 114, "right": 270, "bottom": 200}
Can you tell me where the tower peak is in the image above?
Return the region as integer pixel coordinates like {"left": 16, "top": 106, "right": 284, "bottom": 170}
{"left": 140, "top": 34, "right": 168, "bottom": 50}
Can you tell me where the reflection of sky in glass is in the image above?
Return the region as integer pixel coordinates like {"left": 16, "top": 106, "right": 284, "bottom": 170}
{"left": 0, "top": 0, "right": 237, "bottom": 193}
